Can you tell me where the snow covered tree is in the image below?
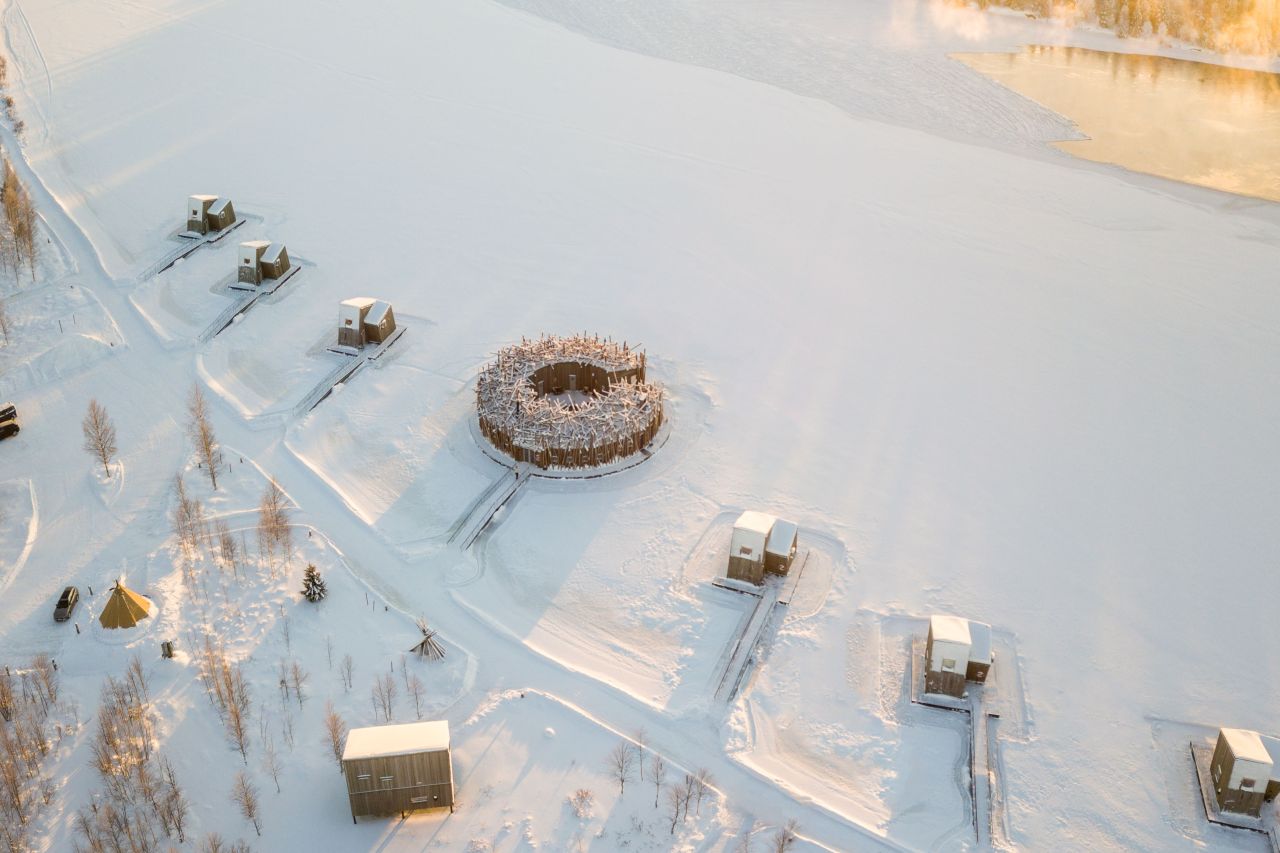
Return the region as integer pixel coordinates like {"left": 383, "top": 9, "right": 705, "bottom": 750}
{"left": 82, "top": 399, "right": 118, "bottom": 477}
{"left": 300, "top": 564, "right": 327, "bottom": 602}
{"left": 323, "top": 701, "right": 347, "bottom": 771}
{"left": 0, "top": 296, "right": 9, "bottom": 345}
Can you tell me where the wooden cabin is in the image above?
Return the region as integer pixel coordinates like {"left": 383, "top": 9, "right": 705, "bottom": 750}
{"left": 342, "top": 720, "right": 454, "bottom": 821}
{"left": 364, "top": 300, "right": 396, "bottom": 343}
{"left": 207, "top": 198, "right": 235, "bottom": 231}
{"left": 260, "top": 242, "right": 290, "bottom": 279}
{"left": 338, "top": 298, "right": 375, "bottom": 348}
{"left": 924, "top": 615, "right": 993, "bottom": 698}
{"left": 1211, "top": 728, "right": 1280, "bottom": 817}
{"left": 186, "top": 195, "right": 235, "bottom": 234}
{"left": 337, "top": 297, "right": 396, "bottom": 349}
{"left": 726, "top": 511, "right": 800, "bottom": 585}
{"left": 187, "top": 195, "right": 217, "bottom": 233}
{"left": 238, "top": 241, "right": 269, "bottom": 283}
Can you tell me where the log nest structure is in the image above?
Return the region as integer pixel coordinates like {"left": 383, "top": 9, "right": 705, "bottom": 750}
{"left": 476, "top": 334, "right": 665, "bottom": 469}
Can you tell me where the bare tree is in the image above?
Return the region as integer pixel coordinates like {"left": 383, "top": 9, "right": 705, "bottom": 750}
{"left": 408, "top": 673, "right": 426, "bottom": 720}
{"left": 650, "top": 753, "right": 666, "bottom": 808}
{"left": 288, "top": 661, "right": 307, "bottom": 708}
{"left": 371, "top": 673, "right": 397, "bottom": 722}
{"left": 262, "top": 738, "right": 283, "bottom": 794}
{"left": 216, "top": 519, "right": 239, "bottom": 579}
{"left": 634, "top": 727, "right": 647, "bottom": 780}
{"left": 325, "top": 635, "right": 334, "bottom": 670}
{"left": 158, "top": 753, "right": 189, "bottom": 842}
{"left": 340, "top": 654, "right": 355, "bottom": 692}
{"left": 230, "top": 771, "right": 261, "bottom": 836}
{"left": 607, "top": 740, "right": 635, "bottom": 796}
{"left": 667, "top": 783, "right": 684, "bottom": 835}
{"left": 692, "top": 767, "right": 714, "bottom": 816}
{"left": 0, "top": 296, "right": 9, "bottom": 345}
{"left": 81, "top": 399, "right": 118, "bottom": 477}
{"left": 322, "top": 702, "right": 347, "bottom": 771}
{"left": 770, "top": 819, "right": 799, "bottom": 852}
{"left": 256, "top": 478, "right": 292, "bottom": 573}
{"left": 187, "top": 385, "right": 219, "bottom": 490}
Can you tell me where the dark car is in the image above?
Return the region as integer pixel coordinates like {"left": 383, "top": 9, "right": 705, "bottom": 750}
{"left": 0, "top": 420, "right": 18, "bottom": 440}
{"left": 0, "top": 402, "right": 15, "bottom": 422}
{"left": 54, "top": 586, "right": 79, "bottom": 622}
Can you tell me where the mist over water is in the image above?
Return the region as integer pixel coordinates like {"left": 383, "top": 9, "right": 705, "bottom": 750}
{"left": 958, "top": 46, "right": 1280, "bottom": 201}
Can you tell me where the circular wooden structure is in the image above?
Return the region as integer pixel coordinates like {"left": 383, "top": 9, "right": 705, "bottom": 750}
{"left": 476, "top": 335, "right": 665, "bottom": 469}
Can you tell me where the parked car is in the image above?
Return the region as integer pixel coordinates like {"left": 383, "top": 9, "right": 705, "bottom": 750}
{"left": 54, "top": 586, "right": 79, "bottom": 622}
{"left": 0, "top": 402, "right": 15, "bottom": 422}
{"left": 0, "top": 419, "right": 18, "bottom": 441}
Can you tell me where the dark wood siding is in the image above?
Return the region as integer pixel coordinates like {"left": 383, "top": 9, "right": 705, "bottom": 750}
{"left": 924, "top": 629, "right": 966, "bottom": 698}
{"left": 965, "top": 661, "right": 990, "bottom": 683}
{"left": 1211, "top": 736, "right": 1266, "bottom": 817}
{"left": 342, "top": 748, "right": 454, "bottom": 819}
{"left": 727, "top": 554, "right": 764, "bottom": 585}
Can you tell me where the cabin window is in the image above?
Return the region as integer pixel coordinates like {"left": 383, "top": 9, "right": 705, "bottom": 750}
{"left": 1242, "top": 778, "right": 1257, "bottom": 790}
{"left": 380, "top": 775, "right": 394, "bottom": 785}
{"left": 356, "top": 774, "right": 371, "bottom": 781}
{"left": 739, "top": 547, "right": 753, "bottom": 557}
{"left": 1213, "top": 765, "right": 1220, "bottom": 782}
{"left": 344, "top": 319, "right": 353, "bottom": 326}
{"left": 942, "top": 658, "right": 956, "bottom": 670}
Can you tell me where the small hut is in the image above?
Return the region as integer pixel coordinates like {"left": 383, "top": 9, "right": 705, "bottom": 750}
{"left": 207, "top": 198, "right": 235, "bottom": 231}
{"left": 966, "top": 619, "right": 993, "bottom": 683}
{"left": 260, "top": 242, "right": 290, "bottom": 279}
{"left": 726, "top": 511, "right": 800, "bottom": 585}
{"left": 338, "top": 298, "right": 375, "bottom": 348}
{"left": 364, "top": 300, "right": 396, "bottom": 344}
{"left": 237, "top": 241, "right": 290, "bottom": 284}
{"left": 238, "top": 241, "right": 270, "bottom": 284}
{"left": 337, "top": 297, "right": 396, "bottom": 349}
{"left": 187, "top": 195, "right": 217, "bottom": 233}
{"left": 1211, "top": 728, "right": 1280, "bottom": 816}
{"left": 99, "top": 579, "right": 153, "bottom": 630}
{"left": 186, "top": 195, "right": 235, "bottom": 234}
{"left": 342, "top": 720, "right": 454, "bottom": 820}
{"left": 924, "top": 615, "right": 971, "bottom": 698}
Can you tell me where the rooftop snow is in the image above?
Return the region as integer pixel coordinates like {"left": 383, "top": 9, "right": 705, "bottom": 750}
{"left": 366, "top": 300, "right": 392, "bottom": 326}
{"left": 262, "top": 243, "right": 286, "bottom": 264}
{"left": 208, "top": 197, "right": 232, "bottom": 215}
{"left": 1220, "top": 728, "right": 1273, "bottom": 766}
{"left": 766, "top": 518, "right": 798, "bottom": 556}
{"left": 967, "top": 620, "right": 993, "bottom": 665}
{"left": 735, "top": 511, "right": 776, "bottom": 537}
{"left": 930, "top": 614, "right": 972, "bottom": 647}
{"left": 343, "top": 720, "right": 450, "bottom": 761}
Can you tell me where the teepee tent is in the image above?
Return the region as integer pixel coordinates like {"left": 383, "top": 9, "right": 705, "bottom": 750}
{"left": 409, "top": 620, "right": 446, "bottom": 661}
{"left": 99, "top": 578, "right": 152, "bottom": 630}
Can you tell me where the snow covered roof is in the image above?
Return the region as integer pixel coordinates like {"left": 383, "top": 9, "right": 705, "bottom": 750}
{"left": 366, "top": 299, "right": 392, "bottom": 326}
{"left": 929, "top": 614, "right": 972, "bottom": 647}
{"left": 341, "top": 297, "right": 376, "bottom": 309}
{"left": 343, "top": 720, "right": 450, "bottom": 761}
{"left": 1220, "top": 728, "right": 1273, "bottom": 766}
{"left": 208, "top": 197, "right": 233, "bottom": 216}
{"left": 967, "top": 620, "right": 992, "bottom": 665}
{"left": 766, "top": 518, "right": 798, "bottom": 556}
{"left": 735, "top": 511, "right": 776, "bottom": 537}
{"left": 189, "top": 194, "right": 216, "bottom": 203}
{"left": 262, "top": 242, "right": 286, "bottom": 264}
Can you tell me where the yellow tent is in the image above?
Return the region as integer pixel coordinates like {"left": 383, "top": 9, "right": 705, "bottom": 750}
{"left": 99, "top": 579, "right": 152, "bottom": 630}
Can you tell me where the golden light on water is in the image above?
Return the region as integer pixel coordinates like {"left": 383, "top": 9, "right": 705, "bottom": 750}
{"left": 958, "top": 47, "right": 1280, "bottom": 201}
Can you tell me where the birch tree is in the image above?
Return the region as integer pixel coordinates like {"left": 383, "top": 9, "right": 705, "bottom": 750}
{"left": 81, "top": 399, "right": 118, "bottom": 476}
{"left": 187, "top": 385, "right": 219, "bottom": 490}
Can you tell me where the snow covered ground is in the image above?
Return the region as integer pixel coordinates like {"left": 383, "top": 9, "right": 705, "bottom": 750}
{"left": 1, "top": 0, "right": 1279, "bottom": 850}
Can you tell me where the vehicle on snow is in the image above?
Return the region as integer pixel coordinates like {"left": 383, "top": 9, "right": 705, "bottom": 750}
{"left": 54, "top": 586, "right": 79, "bottom": 622}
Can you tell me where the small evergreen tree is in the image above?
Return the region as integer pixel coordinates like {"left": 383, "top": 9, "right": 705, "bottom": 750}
{"left": 300, "top": 564, "right": 327, "bottom": 603}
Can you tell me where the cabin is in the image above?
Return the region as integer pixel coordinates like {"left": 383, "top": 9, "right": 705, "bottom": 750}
{"left": 726, "top": 511, "right": 800, "bottom": 585}
{"left": 260, "top": 242, "right": 290, "bottom": 279}
{"left": 186, "top": 195, "right": 235, "bottom": 234}
{"left": 342, "top": 720, "right": 454, "bottom": 821}
{"left": 337, "top": 297, "right": 396, "bottom": 349}
{"left": 338, "top": 298, "right": 375, "bottom": 348}
{"left": 238, "top": 241, "right": 291, "bottom": 284}
{"left": 924, "top": 615, "right": 993, "bottom": 698}
{"left": 187, "top": 195, "right": 217, "bottom": 233}
{"left": 238, "top": 241, "right": 269, "bottom": 283}
{"left": 1210, "top": 728, "right": 1280, "bottom": 817}
{"left": 364, "top": 300, "right": 396, "bottom": 343}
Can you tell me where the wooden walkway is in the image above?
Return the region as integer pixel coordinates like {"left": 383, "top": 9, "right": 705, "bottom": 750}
{"left": 135, "top": 218, "right": 247, "bottom": 283}
{"left": 446, "top": 463, "right": 529, "bottom": 551}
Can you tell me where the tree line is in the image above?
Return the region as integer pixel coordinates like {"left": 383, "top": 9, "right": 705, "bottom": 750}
{"left": 981, "top": 0, "right": 1280, "bottom": 55}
